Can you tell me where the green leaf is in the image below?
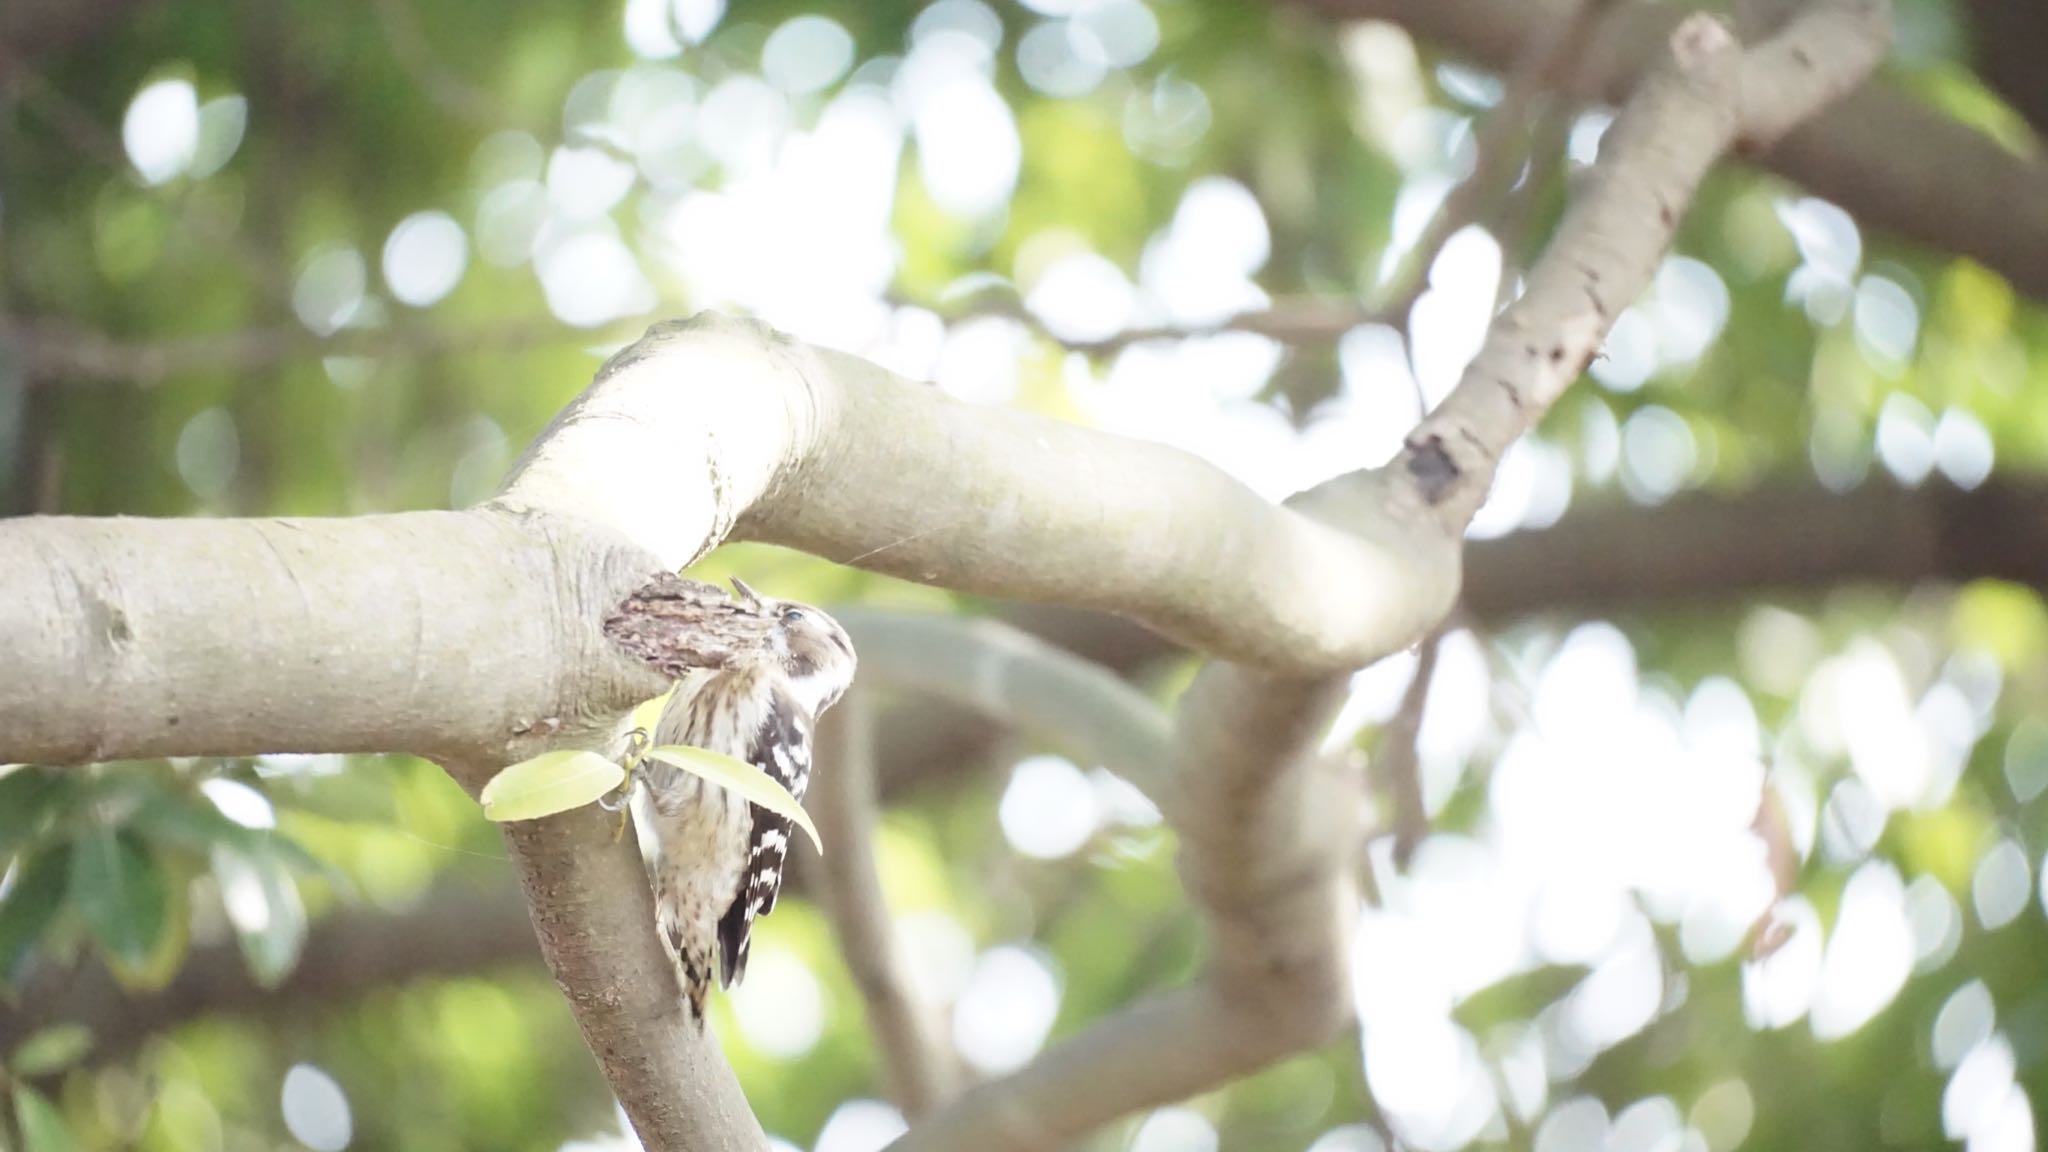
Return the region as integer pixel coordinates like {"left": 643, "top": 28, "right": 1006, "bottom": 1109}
{"left": 479, "top": 751, "right": 625, "bottom": 822}
{"left": 14, "top": 1084, "right": 73, "bottom": 1152}
{"left": 644, "top": 745, "right": 823, "bottom": 854}
{"left": 68, "top": 829, "right": 168, "bottom": 974}
{"left": 0, "top": 846, "right": 71, "bottom": 985}
{"left": 11, "top": 1025, "right": 92, "bottom": 1077}
{"left": 209, "top": 844, "right": 306, "bottom": 988}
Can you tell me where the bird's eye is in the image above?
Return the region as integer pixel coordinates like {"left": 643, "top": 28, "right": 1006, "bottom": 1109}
{"left": 780, "top": 607, "right": 806, "bottom": 626}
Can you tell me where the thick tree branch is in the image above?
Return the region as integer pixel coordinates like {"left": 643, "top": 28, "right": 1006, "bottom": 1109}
{"left": 504, "top": 316, "right": 1441, "bottom": 674}
{"left": 0, "top": 511, "right": 667, "bottom": 768}
{"left": 0, "top": 9, "right": 1887, "bottom": 1149}
{"left": 4, "top": 470, "right": 2018, "bottom": 1063}
{"left": 812, "top": 693, "right": 962, "bottom": 1118}
{"left": 896, "top": 671, "right": 1358, "bottom": 1152}
{"left": 898, "top": 8, "right": 1885, "bottom": 1148}
{"left": 481, "top": 767, "right": 766, "bottom": 1151}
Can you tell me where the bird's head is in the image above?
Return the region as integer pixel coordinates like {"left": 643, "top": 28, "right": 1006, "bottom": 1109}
{"left": 730, "top": 577, "right": 857, "bottom": 715}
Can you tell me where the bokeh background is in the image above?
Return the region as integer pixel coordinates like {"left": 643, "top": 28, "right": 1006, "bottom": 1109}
{"left": 3, "top": 0, "right": 2047, "bottom": 1149}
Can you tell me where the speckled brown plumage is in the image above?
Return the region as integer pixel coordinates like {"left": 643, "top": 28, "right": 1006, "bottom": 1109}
{"left": 603, "top": 572, "right": 777, "bottom": 677}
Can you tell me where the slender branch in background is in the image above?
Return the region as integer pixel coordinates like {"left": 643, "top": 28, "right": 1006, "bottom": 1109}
{"left": 1370, "top": 0, "right": 1614, "bottom": 332}
{"left": 811, "top": 693, "right": 963, "bottom": 1118}
{"left": 1371, "top": 633, "right": 1440, "bottom": 869}
{"left": 0, "top": 882, "right": 539, "bottom": 1060}
{"left": 836, "top": 609, "right": 1175, "bottom": 803}
{"left": 1747, "top": 785, "right": 1803, "bottom": 959}
{"left": 914, "top": 288, "right": 1388, "bottom": 356}
{"left": 1, "top": 313, "right": 640, "bottom": 387}
{"left": 1298, "top": 0, "right": 2048, "bottom": 301}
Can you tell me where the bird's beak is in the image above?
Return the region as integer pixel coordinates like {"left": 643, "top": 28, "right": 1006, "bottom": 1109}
{"left": 729, "top": 576, "right": 762, "bottom": 608}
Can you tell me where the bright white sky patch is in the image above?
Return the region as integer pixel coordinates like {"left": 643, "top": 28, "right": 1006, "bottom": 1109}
{"left": 935, "top": 317, "right": 1029, "bottom": 404}
{"left": 908, "top": 39, "right": 1018, "bottom": 218}
{"left": 476, "top": 180, "right": 549, "bottom": 268}
{"left": 124, "top": 77, "right": 200, "bottom": 185}
{"left": 1407, "top": 226, "right": 1499, "bottom": 405}
{"left": 1307, "top": 1125, "right": 1388, "bottom": 1152}
{"left": 535, "top": 226, "right": 654, "bottom": 328}
{"left": 1876, "top": 392, "right": 1937, "bottom": 486}
{"left": 1690, "top": 1080, "right": 1754, "bottom": 1152}
{"left": 1935, "top": 408, "right": 1995, "bottom": 489}
{"left": 1018, "top": 20, "right": 1108, "bottom": 97}
{"left": 176, "top": 408, "right": 239, "bottom": 504}
{"left": 191, "top": 95, "right": 248, "bottom": 179}
{"left": 730, "top": 946, "right": 826, "bottom": 1059}
{"left": 653, "top": 88, "right": 901, "bottom": 343}
{"left": 202, "top": 778, "right": 276, "bottom": 830}
{"left": 1944, "top": 1037, "right": 2019, "bottom": 1144}
{"left": 1563, "top": 915, "right": 1662, "bottom": 1051}
{"left": 1934, "top": 980, "right": 1997, "bottom": 1071}
{"left": 624, "top": 0, "right": 682, "bottom": 59}
{"left": 1973, "top": 840, "right": 2032, "bottom": 930}
{"left": 1743, "top": 898, "right": 1824, "bottom": 1029}
{"left": 546, "top": 145, "right": 637, "bottom": 219}
{"left": 698, "top": 75, "right": 791, "bottom": 178}
{"left": 1129, "top": 1108, "right": 1217, "bottom": 1152}
{"left": 293, "top": 245, "right": 367, "bottom": 336}
{"left": 814, "top": 1100, "right": 907, "bottom": 1152}
{"left": 1620, "top": 405, "right": 1697, "bottom": 503}
{"left": 895, "top": 910, "right": 976, "bottom": 1006}
{"left": 1811, "top": 860, "right": 1912, "bottom": 1039}
{"left": 1026, "top": 251, "right": 1135, "bottom": 344}
{"left": 281, "top": 1064, "right": 352, "bottom": 1152}
{"left": 672, "top": 0, "right": 724, "bottom": 44}
{"left": 762, "top": 16, "right": 855, "bottom": 95}
{"left": 1536, "top": 1096, "right": 1609, "bottom": 1152}
{"left": 1909, "top": 873, "right": 1964, "bottom": 972}
{"left": 382, "top": 211, "right": 469, "bottom": 307}
{"left": 1075, "top": 0, "right": 1160, "bottom": 67}
{"left": 953, "top": 945, "right": 1061, "bottom": 1074}
{"left": 998, "top": 755, "right": 1100, "bottom": 859}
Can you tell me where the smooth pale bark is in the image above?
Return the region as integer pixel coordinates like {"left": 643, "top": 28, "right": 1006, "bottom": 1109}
{"left": 895, "top": 7, "right": 1888, "bottom": 1149}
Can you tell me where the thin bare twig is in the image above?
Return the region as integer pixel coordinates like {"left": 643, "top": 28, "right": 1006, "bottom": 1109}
{"left": 916, "top": 288, "right": 1387, "bottom": 357}
{"left": 1372, "top": 633, "right": 1441, "bottom": 868}
{"left": 812, "top": 691, "right": 962, "bottom": 1117}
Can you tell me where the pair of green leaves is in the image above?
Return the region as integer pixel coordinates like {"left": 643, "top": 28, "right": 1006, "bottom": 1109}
{"left": 478, "top": 689, "right": 822, "bottom": 853}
